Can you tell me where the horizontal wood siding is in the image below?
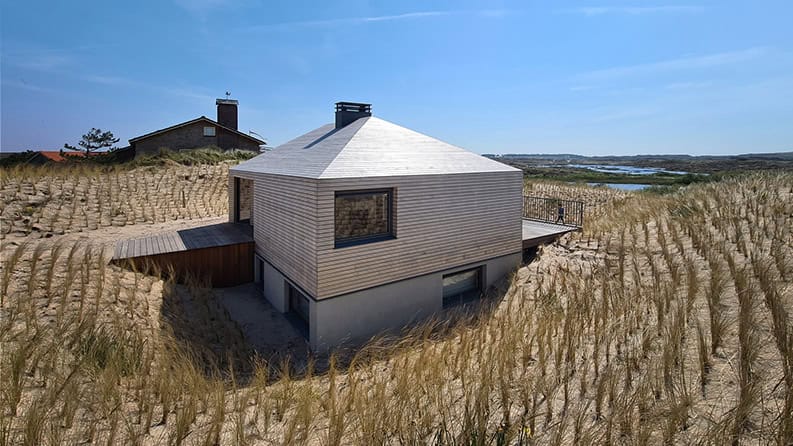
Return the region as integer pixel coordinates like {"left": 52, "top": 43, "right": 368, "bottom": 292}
{"left": 114, "top": 242, "right": 254, "bottom": 287}
{"left": 242, "top": 173, "right": 319, "bottom": 296}
{"left": 316, "top": 171, "right": 523, "bottom": 298}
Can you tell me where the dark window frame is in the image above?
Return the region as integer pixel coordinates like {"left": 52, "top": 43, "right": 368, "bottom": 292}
{"left": 285, "top": 281, "right": 310, "bottom": 338}
{"left": 442, "top": 266, "right": 484, "bottom": 308}
{"left": 288, "top": 282, "right": 310, "bottom": 323}
{"left": 334, "top": 188, "right": 395, "bottom": 248}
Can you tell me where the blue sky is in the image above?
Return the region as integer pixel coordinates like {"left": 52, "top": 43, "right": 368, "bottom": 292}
{"left": 1, "top": 1, "right": 792, "bottom": 155}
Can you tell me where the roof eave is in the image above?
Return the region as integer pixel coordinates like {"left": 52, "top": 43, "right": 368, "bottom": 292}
{"left": 129, "top": 116, "right": 265, "bottom": 145}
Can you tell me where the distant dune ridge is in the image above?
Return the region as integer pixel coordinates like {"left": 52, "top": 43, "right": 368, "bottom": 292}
{"left": 487, "top": 151, "right": 793, "bottom": 173}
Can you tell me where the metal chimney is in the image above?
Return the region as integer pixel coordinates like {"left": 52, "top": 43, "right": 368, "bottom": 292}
{"left": 335, "top": 102, "right": 372, "bottom": 129}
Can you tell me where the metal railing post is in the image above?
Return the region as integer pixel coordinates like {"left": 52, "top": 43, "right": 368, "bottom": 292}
{"left": 522, "top": 196, "right": 585, "bottom": 227}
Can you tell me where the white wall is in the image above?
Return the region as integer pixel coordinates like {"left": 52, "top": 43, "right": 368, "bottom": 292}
{"left": 261, "top": 260, "right": 288, "bottom": 313}
{"left": 310, "top": 252, "right": 521, "bottom": 352}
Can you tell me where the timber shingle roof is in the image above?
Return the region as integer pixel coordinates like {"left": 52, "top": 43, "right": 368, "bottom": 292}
{"left": 231, "top": 116, "right": 518, "bottom": 179}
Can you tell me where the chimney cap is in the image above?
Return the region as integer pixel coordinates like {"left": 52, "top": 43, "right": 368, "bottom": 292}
{"left": 335, "top": 101, "right": 372, "bottom": 129}
{"left": 335, "top": 101, "right": 371, "bottom": 113}
{"left": 216, "top": 98, "right": 238, "bottom": 105}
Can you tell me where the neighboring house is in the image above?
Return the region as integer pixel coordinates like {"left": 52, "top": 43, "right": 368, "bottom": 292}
{"left": 129, "top": 99, "right": 264, "bottom": 156}
{"left": 1, "top": 149, "right": 105, "bottom": 165}
{"left": 0, "top": 147, "right": 137, "bottom": 166}
{"left": 229, "top": 102, "right": 523, "bottom": 352}
{"left": 37, "top": 150, "right": 98, "bottom": 162}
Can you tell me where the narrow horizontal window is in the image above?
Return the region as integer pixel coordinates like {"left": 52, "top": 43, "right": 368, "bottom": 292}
{"left": 203, "top": 126, "right": 216, "bottom": 136}
{"left": 334, "top": 189, "right": 394, "bottom": 247}
{"left": 442, "top": 267, "right": 483, "bottom": 308}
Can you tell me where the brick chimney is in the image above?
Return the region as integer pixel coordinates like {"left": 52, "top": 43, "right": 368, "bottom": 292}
{"left": 216, "top": 99, "right": 238, "bottom": 130}
{"left": 335, "top": 102, "right": 371, "bottom": 129}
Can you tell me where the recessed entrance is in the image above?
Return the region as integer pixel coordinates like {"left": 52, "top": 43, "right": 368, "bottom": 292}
{"left": 255, "top": 256, "right": 265, "bottom": 285}
{"left": 287, "top": 282, "right": 310, "bottom": 326}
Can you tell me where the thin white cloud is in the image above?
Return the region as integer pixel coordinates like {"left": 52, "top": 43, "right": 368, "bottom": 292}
{"left": 665, "top": 81, "right": 713, "bottom": 89}
{"left": 250, "top": 11, "right": 451, "bottom": 30}
{"left": 81, "top": 74, "right": 135, "bottom": 86}
{"left": 173, "top": 0, "right": 244, "bottom": 16}
{"left": 559, "top": 5, "right": 704, "bottom": 15}
{"left": 2, "top": 43, "right": 114, "bottom": 72}
{"left": 590, "top": 107, "right": 658, "bottom": 123}
{"left": 1, "top": 79, "right": 58, "bottom": 94}
{"left": 479, "top": 9, "right": 511, "bottom": 18}
{"left": 166, "top": 87, "right": 215, "bottom": 103}
{"left": 10, "top": 53, "right": 73, "bottom": 71}
{"left": 3, "top": 70, "right": 214, "bottom": 105}
{"left": 245, "top": 10, "right": 507, "bottom": 31}
{"left": 79, "top": 74, "right": 215, "bottom": 102}
{"left": 2, "top": 45, "right": 74, "bottom": 72}
{"left": 576, "top": 47, "right": 768, "bottom": 81}
{"left": 357, "top": 11, "right": 453, "bottom": 23}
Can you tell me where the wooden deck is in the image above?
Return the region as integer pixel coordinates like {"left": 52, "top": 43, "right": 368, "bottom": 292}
{"left": 111, "top": 223, "right": 255, "bottom": 287}
{"left": 522, "top": 219, "right": 578, "bottom": 249}
{"left": 112, "top": 222, "right": 253, "bottom": 260}
{"left": 112, "top": 220, "right": 574, "bottom": 260}
{"left": 110, "top": 219, "right": 572, "bottom": 285}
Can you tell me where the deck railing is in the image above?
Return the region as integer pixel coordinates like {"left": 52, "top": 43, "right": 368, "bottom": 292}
{"left": 523, "top": 196, "right": 584, "bottom": 227}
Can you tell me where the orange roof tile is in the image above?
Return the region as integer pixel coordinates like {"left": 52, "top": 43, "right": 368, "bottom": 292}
{"left": 38, "top": 151, "right": 102, "bottom": 162}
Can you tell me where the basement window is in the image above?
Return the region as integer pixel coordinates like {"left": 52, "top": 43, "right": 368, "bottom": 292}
{"left": 334, "top": 189, "right": 394, "bottom": 248}
{"left": 203, "top": 126, "right": 216, "bottom": 136}
{"left": 442, "top": 267, "right": 483, "bottom": 308}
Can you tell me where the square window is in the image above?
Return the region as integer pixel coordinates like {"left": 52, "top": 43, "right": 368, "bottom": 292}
{"left": 334, "top": 189, "right": 394, "bottom": 247}
{"left": 203, "top": 126, "right": 216, "bottom": 136}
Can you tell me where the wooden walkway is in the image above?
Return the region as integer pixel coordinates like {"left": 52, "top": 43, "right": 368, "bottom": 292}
{"left": 522, "top": 219, "right": 578, "bottom": 249}
{"left": 113, "top": 218, "right": 580, "bottom": 283}
{"left": 112, "top": 222, "right": 254, "bottom": 260}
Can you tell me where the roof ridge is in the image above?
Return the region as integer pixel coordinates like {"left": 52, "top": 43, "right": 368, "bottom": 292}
{"left": 316, "top": 116, "right": 371, "bottom": 178}
{"left": 129, "top": 116, "right": 264, "bottom": 144}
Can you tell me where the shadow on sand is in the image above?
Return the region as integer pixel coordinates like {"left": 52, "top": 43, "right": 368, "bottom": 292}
{"left": 159, "top": 272, "right": 514, "bottom": 384}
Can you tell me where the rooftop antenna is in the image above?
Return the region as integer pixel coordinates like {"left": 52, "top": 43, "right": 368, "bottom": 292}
{"left": 225, "top": 91, "right": 231, "bottom": 100}
{"left": 249, "top": 130, "right": 272, "bottom": 152}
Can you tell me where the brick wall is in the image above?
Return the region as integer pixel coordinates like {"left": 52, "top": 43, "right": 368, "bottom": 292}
{"left": 133, "top": 121, "right": 260, "bottom": 155}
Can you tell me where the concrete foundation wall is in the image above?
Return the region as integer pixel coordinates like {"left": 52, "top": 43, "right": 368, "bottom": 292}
{"left": 310, "top": 268, "right": 441, "bottom": 350}
{"left": 261, "top": 260, "right": 288, "bottom": 313}
{"left": 310, "top": 251, "right": 520, "bottom": 352}
{"left": 256, "top": 247, "right": 519, "bottom": 352}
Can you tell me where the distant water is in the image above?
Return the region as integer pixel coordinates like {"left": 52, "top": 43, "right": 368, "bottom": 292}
{"left": 587, "top": 182, "right": 650, "bottom": 191}
{"left": 568, "top": 164, "right": 688, "bottom": 175}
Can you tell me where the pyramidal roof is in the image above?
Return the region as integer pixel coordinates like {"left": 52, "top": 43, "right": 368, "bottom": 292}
{"left": 231, "top": 116, "right": 518, "bottom": 179}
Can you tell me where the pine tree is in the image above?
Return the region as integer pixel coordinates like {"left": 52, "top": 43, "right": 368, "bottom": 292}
{"left": 64, "top": 128, "right": 120, "bottom": 154}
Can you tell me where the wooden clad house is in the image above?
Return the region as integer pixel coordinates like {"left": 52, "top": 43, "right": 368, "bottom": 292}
{"left": 229, "top": 102, "right": 523, "bottom": 351}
